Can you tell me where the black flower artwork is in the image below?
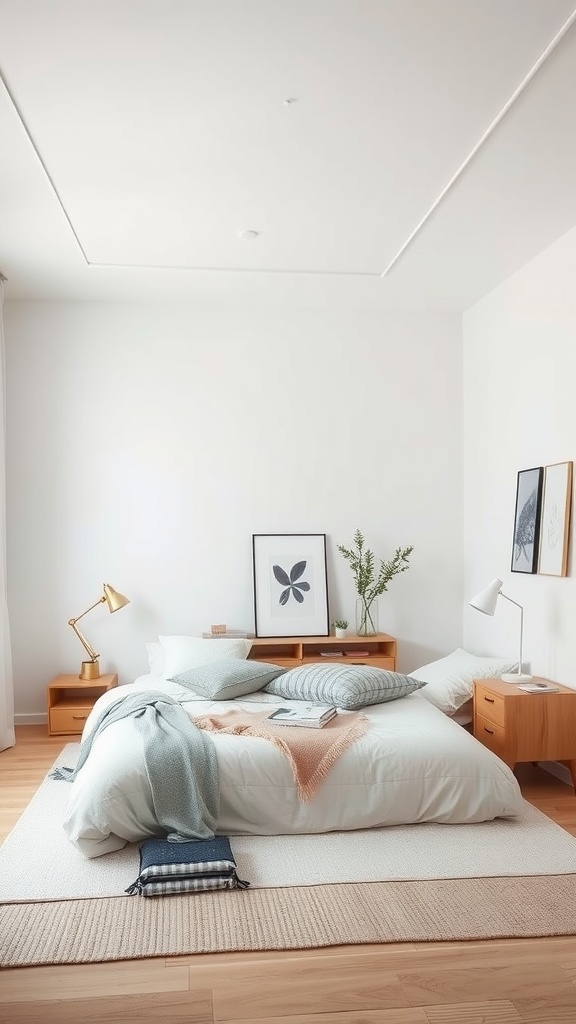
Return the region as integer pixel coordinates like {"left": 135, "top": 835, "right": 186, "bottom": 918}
{"left": 272, "top": 561, "right": 311, "bottom": 605}
{"left": 510, "top": 467, "right": 543, "bottom": 574}
{"left": 514, "top": 488, "right": 538, "bottom": 564}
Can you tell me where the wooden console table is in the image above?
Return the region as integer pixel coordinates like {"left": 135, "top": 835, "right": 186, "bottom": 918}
{"left": 248, "top": 633, "right": 396, "bottom": 670}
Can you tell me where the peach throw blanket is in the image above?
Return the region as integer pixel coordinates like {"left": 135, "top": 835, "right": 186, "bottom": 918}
{"left": 193, "top": 709, "right": 368, "bottom": 801}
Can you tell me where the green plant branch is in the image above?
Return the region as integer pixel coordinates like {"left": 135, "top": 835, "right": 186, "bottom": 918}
{"left": 337, "top": 529, "right": 414, "bottom": 607}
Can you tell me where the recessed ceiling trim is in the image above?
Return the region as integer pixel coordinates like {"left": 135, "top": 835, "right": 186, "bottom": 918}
{"left": 380, "top": 7, "right": 576, "bottom": 280}
{"left": 85, "top": 260, "right": 381, "bottom": 278}
{"left": 2, "top": 5, "right": 576, "bottom": 289}
{"left": 0, "top": 64, "right": 382, "bottom": 280}
{"left": 0, "top": 68, "right": 90, "bottom": 267}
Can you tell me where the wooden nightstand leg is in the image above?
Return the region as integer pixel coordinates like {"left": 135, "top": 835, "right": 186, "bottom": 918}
{"left": 567, "top": 760, "right": 576, "bottom": 792}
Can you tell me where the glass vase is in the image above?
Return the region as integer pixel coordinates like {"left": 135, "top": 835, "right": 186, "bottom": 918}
{"left": 356, "top": 597, "right": 378, "bottom": 636}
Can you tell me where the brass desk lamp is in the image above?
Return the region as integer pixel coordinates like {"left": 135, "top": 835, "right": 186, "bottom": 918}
{"left": 69, "top": 583, "right": 130, "bottom": 680}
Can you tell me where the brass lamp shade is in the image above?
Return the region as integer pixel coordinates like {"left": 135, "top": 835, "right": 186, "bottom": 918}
{"left": 103, "top": 584, "right": 130, "bottom": 614}
{"left": 69, "top": 584, "right": 130, "bottom": 680}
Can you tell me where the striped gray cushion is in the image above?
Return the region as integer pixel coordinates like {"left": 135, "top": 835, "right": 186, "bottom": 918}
{"left": 263, "top": 665, "right": 425, "bottom": 710}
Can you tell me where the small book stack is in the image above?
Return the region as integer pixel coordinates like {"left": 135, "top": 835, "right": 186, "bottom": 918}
{"left": 344, "top": 650, "right": 370, "bottom": 658}
{"left": 202, "top": 627, "right": 253, "bottom": 639}
{"left": 267, "top": 704, "right": 337, "bottom": 729}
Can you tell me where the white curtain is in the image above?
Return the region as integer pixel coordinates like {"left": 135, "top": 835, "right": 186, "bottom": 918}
{"left": 0, "top": 277, "right": 14, "bottom": 750}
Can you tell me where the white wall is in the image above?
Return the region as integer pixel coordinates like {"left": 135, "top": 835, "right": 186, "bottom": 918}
{"left": 5, "top": 302, "right": 463, "bottom": 720}
{"left": 463, "top": 224, "right": 576, "bottom": 686}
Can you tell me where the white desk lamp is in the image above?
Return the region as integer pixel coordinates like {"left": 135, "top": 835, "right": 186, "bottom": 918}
{"left": 468, "top": 578, "right": 532, "bottom": 683}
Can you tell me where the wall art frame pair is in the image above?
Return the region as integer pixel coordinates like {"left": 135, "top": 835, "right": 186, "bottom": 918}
{"left": 511, "top": 462, "right": 572, "bottom": 576}
{"left": 252, "top": 533, "right": 329, "bottom": 637}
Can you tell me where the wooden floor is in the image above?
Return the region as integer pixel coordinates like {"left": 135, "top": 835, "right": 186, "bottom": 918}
{"left": 1, "top": 726, "right": 576, "bottom": 1024}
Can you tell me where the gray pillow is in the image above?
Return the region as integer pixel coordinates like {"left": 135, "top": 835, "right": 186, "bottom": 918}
{"left": 263, "top": 664, "right": 425, "bottom": 710}
{"left": 170, "top": 658, "right": 285, "bottom": 700}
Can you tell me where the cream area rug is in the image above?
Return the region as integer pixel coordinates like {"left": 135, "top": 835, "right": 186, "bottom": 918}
{"left": 3, "top": 744, "right": 576, "bottom": 904}
{"left": 1, "top": 745, "right": 576, "bottom": 966}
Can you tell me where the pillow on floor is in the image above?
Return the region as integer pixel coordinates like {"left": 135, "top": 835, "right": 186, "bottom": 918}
{"left": 170, "top": 658, "right": 285, "bottom": 700}
{"left": 126, "top": 836, "right": 248, "bottom": 897}
{"left": 409, "top": 648, "right": 517, "bottom": 716}
{"left": 263, "top": 664, "right": 425, "bottom": 710}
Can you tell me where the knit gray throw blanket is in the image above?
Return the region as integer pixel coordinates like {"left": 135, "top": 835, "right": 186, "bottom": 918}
{"left": 50, "top": 690, "right": 219, "bottom": 842}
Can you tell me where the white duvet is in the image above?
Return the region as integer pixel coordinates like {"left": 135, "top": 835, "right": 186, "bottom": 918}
{"left": 63, "top": 675, "right": 523, "bottom": 858}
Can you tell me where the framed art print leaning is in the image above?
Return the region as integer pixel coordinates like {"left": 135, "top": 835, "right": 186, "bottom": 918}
{"left": 511, "top": 466, "right": 543, "bottom": 574}
{"left": 252, "top": 533, "right": 329, "bottom": 637}
{"left": 538, "top": 461, "right": 573, "bottom": 577}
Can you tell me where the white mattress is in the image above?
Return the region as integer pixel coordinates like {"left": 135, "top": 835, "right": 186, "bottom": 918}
{"left": 63, "top": 675, "right": 523, "bottom": 857}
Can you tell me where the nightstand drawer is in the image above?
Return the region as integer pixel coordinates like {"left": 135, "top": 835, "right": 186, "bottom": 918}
{"left": 475, "top": 685, "right": 506, "bottom": 727}
{"left": 474, "top": 713, "right": 509, "bottom": 762}
{"left": 46, "top": 673, "right": 118, "bottom": 736}
{"left": 49, "top": 706, "right": 91, "bottom": 734}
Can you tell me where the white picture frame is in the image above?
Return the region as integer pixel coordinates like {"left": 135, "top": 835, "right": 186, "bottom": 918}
{"left": 538, "top": 461, "right": 573, "bottom": 577}
{"left": 252, "top": 533, "right": 329, "bottom": 637}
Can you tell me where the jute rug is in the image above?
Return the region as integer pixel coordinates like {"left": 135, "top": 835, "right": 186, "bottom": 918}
{"left": 2, "top": 873, "right": 576, "bottom": 967}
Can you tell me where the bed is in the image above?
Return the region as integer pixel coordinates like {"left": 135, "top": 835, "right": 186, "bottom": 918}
{"left": 63, "top": 658, "right": 524, "bottom": 858}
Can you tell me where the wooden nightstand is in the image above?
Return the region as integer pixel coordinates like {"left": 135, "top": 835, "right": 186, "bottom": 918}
{"left": 473, "top": 677, "right": 576, "bottom": 790}
{"left": 47, "top": 673, "right": 118, "bottom": 736}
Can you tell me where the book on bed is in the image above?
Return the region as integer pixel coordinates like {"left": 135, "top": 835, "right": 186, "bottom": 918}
{"left": 267, "top": 704, "right": 337, "bottom": 728}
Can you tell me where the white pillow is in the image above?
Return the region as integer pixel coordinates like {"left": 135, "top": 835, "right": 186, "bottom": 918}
{"left": 145, "top": 641, "right": 165, "bottom": 678}
{"left": 409, "top": 648, "right": 518, "bottom": 716}
{"left": 133, "top": 674, "right": 207, "bottom": 702}
{"left": 158, "top": 635, "right": 252, "bottom": 679}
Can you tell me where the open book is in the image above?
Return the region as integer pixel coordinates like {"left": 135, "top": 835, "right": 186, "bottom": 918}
{"left": 267, "top": 704, "right": 337, "bottom": 728}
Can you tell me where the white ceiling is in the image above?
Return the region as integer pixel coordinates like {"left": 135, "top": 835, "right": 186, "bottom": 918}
{"left": 1, "top": 0, "right": 576, "bottom": 310}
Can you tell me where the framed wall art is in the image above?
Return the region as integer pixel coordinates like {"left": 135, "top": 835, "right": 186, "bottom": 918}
{"left": 538, "top": 461, "right": 573, "bottom": 577}
{"left": 510, "top": 466, "right": 543, "bottom": 574}
{"left": 252, "top": 533, "right": 329, "bottom": 637}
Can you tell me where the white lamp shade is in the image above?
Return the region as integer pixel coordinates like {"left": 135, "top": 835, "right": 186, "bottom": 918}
{"left": 468, "top": 578, "right": 503, "bottom": 616}
{"left": 468, "top": 577, "right": 531, "bottom": 683}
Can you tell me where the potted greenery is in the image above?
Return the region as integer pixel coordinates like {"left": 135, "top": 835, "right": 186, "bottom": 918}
{"left": 333, "top": 619, "right": 349, "bottom": 639}
{"left": 337, "top": 529, "right": 413, "bottom": 636}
